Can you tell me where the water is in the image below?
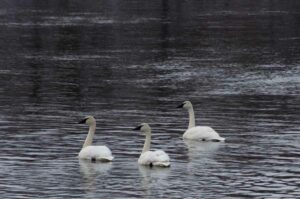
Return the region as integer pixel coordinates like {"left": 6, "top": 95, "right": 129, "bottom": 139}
{"left": 0, "top": 0, "right": 300, "bottom": 198}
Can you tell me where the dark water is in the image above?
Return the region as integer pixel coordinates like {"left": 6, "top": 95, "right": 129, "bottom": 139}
{"left": 1, "top": 0, "right": 300, "bottom": 198}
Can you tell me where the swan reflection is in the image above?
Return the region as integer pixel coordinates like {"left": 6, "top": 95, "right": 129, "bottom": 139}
{"left": 184, "top": 139, "right": 223, "bottom": 173}
{"left": 79, "top": 159, "right": 112, "bottom": 177}
{"left": 184, "top": 139, "right": 222, "bottom": 156}
{"left": 78, "top": 160, "right": 112, "bottom": 197}
{"left": 138, "top": 165, "right": 170, "bottom": 196}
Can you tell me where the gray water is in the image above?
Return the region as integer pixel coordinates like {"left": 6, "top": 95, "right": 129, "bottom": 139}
{"left": 0, "top": 1, "right": 300, "bottom": 198}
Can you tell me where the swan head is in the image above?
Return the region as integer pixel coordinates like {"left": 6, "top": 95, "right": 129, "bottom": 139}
{"left": 133, "top": 123, "right": 151, "bottom": 134}
{"left": 177, "top": 101, "right": 193, "bottom": 110}
{"left": 78, "top": 116, "right": 96, "bottom": 126}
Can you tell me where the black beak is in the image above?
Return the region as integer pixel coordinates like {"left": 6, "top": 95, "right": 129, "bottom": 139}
{"left": 133, "top": 125, "right": 142, "bottom": 131}
{"left": 177, "top": 103, "right": 184, "bottom": 108}
{"left": 78, "top": 118, "right": 87, "bottom": 124}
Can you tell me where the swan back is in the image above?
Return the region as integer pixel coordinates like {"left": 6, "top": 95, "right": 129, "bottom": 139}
{"left": 79, "top": 146, "right": 114, "bottom": 162}
{"left": 183, "top": 126, "right": 225, "bottom": 141}
{"left": 138, "top": 150, "right": 170, "bottom": 167}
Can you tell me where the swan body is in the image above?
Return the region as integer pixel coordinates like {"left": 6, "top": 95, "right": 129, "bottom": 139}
{"left": 78, "top": 116, "right": 114, "bottom": 162}
{"left": 177, "top": 101, "right": 225, "bottom": 142}
{"left": 183, "top": 126, "right": 225, "bottom": 141}
{"left": 138, "top": 150, "right": 170, "bottom": 167}
{"left": 79, "top": 146, "right": 113, "bottom": 162}
{"left": 133, "top": 123, "right": 170, "bottom": 167}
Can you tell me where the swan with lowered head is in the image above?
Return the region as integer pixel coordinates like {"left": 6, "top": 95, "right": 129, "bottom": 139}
{"left": 78, "top": 116, "right": 114, "bottom": 162}
{"left": 133, "top": 123, "right": 170, "bottom": 167}
{"left": 177, "top": 101, "right": 225, "bottom": 142}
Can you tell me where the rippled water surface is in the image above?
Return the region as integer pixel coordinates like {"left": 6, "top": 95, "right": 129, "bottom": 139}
{"left": 1, "top": 1, "right": 300, "bottom": 198}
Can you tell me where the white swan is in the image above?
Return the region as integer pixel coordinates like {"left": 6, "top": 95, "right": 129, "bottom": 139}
{"left": 133, "top": 123, "right": 170, "bottom": 167}
{"left": 177, "top": 101, "right": 225, "bottom": 141}
{"left": 78, "top": 116, "right": 114, "bottom": 162}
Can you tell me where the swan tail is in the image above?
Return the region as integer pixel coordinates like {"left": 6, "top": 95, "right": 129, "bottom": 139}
{"left": 153, "top": 162, "right": 171, "bottom": 167}
{"left": 96, "top": 156, "right": 114, "bottom": 162}
{"left": 210, "top": 136, "right": 225, "bottom": 142}
{"left": 210, "top": 137, "right": 225, "bottom": 142}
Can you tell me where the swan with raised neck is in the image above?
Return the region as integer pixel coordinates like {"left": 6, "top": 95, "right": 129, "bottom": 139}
{"left": 78, "top": 116, "right": 96, "bottom": 148}
{"left": 78, "top": 116, "right": 114, "bottom": 161}
{"left": 177, "top": 101, "right": 225, "bottom": 142}
{"left": 133, "top": 123, "right": 170, "bottom": 167}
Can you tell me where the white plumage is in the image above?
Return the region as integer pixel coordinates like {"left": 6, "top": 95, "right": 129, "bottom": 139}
{"left": 178, "top": 101, "right": 225, "bottom": 142}
{"left": 79, "top": 146, "right": 113, "bottom": 162}
{"left": 138, "top": 150, "right": 170, "bottom": 167}
{"left": 183, "top": 126, "right": 225, "bottom": 141}
{"left": 134, "top": 123, "right": 170, "bottom": 167}
{"left": 78, "top": 116, "right": 114, "bottom": 162}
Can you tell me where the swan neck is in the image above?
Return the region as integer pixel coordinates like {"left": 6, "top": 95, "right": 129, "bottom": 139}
{"left": 188, "top": 107, "right": 196, "bottom": 129}
{"left": 142, "top": 132, "right": 151, "bottom": 153}
{"left": 83, "top": 123, "right": 96, "bottom": 148}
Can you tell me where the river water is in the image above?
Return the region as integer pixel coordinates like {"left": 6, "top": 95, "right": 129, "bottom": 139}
{"left": 0, "top": 0, "right": 300, "bottom": 198}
